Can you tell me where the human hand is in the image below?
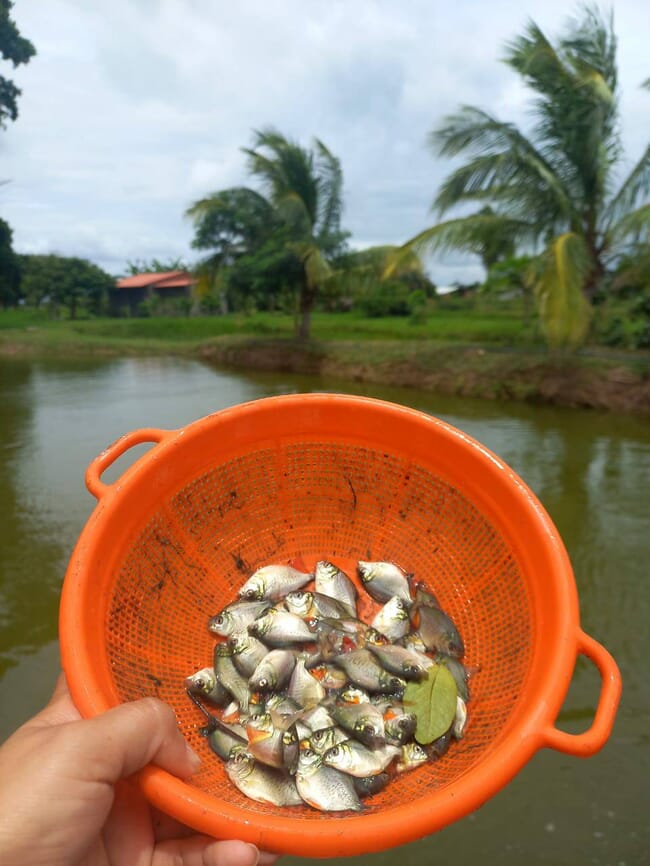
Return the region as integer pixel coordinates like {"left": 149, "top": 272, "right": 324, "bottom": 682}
{"left": 0, "top": 673, "right": 277, "bottom": 866}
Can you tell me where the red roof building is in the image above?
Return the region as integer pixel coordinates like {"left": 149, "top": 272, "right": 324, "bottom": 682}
{"left": 111, "top": 270, "right": 197, "bottom": 315}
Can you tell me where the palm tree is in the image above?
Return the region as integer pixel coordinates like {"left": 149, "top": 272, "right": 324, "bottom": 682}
{"left": 243, "top": 129, "right": 346, "bottom": 340}
{"left": 393, "top": 7, "right": 650, "bottom": 347}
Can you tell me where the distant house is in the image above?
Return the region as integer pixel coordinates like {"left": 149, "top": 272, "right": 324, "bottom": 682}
{"left": 110, "top": 270, "right": 197, "bottom": 315}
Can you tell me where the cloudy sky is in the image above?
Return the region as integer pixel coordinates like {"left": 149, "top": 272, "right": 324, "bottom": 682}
{"left": 1, "top": 0, "right": 648, "bottom": 284}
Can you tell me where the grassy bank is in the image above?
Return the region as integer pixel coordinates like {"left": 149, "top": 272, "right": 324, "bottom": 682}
{"left": 1, "top": 310, "right": 648, "bottom": 414}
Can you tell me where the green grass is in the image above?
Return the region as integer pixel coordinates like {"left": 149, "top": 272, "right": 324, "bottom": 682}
{"left": 0, "top": 309, "right": 533, "bottom": 348}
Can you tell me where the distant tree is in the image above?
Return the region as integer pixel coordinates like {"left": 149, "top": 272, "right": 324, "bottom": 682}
{"left": 19, "top": 254, "right": 114, "bottom": 318}
{"left": 188, "top": 130, "right": 348, "bottom": 337}
{"left": 394, "top": 7, "right": 650, "bottom": 347}
{"left": 0, "top": 217, "right": 20, "bottom": 306}
{"left": 125, "top": 256, "right": 188, "bottom": 275}
{"left": 0, "top": 0, "right": 36, "bottom": 128}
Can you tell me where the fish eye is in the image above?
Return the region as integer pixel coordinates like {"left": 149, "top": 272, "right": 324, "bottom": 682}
{"left": 195, "top": 678, "right": 205, "bottom": 689}
{"left": 258, "top": 678, "right": 268, "bottom": 689}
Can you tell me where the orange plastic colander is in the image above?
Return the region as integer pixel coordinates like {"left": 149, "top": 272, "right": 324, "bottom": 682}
{"left": 59, "top": 394, "right": 621, "bottom": 858}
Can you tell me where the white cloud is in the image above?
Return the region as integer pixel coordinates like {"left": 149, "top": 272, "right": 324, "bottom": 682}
{"left": 1, "top": 0, "right": 648, "bottom": 283}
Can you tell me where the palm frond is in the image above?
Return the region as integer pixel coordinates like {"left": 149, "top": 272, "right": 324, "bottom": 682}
{"left": 604, "top": 144, "right": 650, "bottom": 228}
{"left": 530, "top": 232, "right": 592, "bottom": 347}
{"left": 313, "top": 138, "right": 344, "bottom": 236}
{"left": 384, "top": 213, "right": 534, "bottom": 277}
{"left": 430, "top": 107, "right": 576, "bottom": 224}
{"left": 609, "top": 203, "right": 650, "bottom": 244}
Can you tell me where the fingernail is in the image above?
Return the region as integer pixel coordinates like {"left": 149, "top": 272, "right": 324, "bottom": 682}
{"left": 185, "top": 742, "right": 202, "bottom": 774}
{"left": 246, "top": 843, "right": 260, "bottom": 866}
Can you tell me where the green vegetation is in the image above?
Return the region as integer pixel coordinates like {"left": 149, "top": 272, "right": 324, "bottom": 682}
{"left": 0, "top": 0, "right": 36, "bottom": 127}
{"left": 188, "top": 129, "right": 347, "bottom": 339}
{"left": 17, "top": 254, "right": 115, "bottom": 319}
{"left": 394, "top": 6, "right": 650, "bottom": 349}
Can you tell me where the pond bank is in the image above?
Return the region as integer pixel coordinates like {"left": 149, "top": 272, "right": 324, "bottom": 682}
{"left": 2, "top": 331, "right": 649, "bottom": 415}
{"left": 199, "top": 339, "right": 650, "bottom": 415}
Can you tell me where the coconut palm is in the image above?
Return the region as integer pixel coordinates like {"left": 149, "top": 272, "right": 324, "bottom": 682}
{"left": 243, "top": 128, "right": 346, "bottom": 339}
{"left": 393, "top": 7, "right": 650, "bottom": 346}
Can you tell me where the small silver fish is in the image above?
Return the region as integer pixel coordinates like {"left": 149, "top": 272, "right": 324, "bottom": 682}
{"left": 330, "top": 700, "right": 386, "bottom": 748}
{"left": 314, "top": 561, "right": 358, "bottom": 615}
{"left": 184, "top": 667, "right": 230, "bottom": 707}
{"left": 383, "top": 705, "right": 417, "bottom": 745}
{"left": 205, "top": 718, "right": 248, "bottom": 761}
{"left": 225, "top": 750, "right": 303, "bottom": 806}
{"left": 248, "top": 649, "right": 296, "bottom": 693}
{"left": 213, "top": 643, "right": 250, "bottom": 711}
{"left": 437, "top": 653, "right": 471, "bottom": 701}
{"left": 249, "top": 608, "right": 315, "bottom": 645}
{"left": 354, "top": 772, "right": 390, "bottom": 799}
{"left": 245, "top": 712, "right": 286, "bottom": 768}
{"left": 228, "top": 632, "right": 269, "bottom": 677}
{"left": 208, "top": 600, "right": 272, "bottom": 636}
{"left": 301, "top": 704, "right": 336, "bottom": 732}
{"left": 288, "top": 658, "right": 327, "bottom": 709}
{"left": 308, "top": 663, "right": 349, "bottom": 691}
{"left": 357, "top": 561, "right": 412, "bottom": 605}
{"left": 308, "top": 725, "right": 349, "bottom": 755}
{"left": 334, "top": 649, "right": 406, "bottom": 695}
{"left": 323, "top": 738, "right": 398, "bottom": 777}
{"left": 285, "top": 590, "right": 354, "bottom": 620}
{"left": 411, "top": 604, "right": 464, "bottom": 657}
{"left": 452, "top": 695, "right": 468, "bottom": 739}
{"left": 371, "top": 596, "right": 411, "bottom": 642}
{"left": 295, "top": 747, "right": 362, "bottom": 812}
{"left": 238, "top": 565, "right": 312, "bottom": 601}
{"left": 367, "top": 643, "right": 433, "bottom": 681}
{"left": 396, "top": 742, "right": 428, "bottom": 773}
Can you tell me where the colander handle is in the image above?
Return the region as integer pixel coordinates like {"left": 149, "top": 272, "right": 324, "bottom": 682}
{"left": 86, "top": 428, "right": 171, "bottom": 499}
{"left": 544, "top": 629, "right": 622, "bottom": 757}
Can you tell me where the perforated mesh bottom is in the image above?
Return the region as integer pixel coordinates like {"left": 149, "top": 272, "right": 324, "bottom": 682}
{"left": 106, "top": 440, "right": 532, "bottom": 820}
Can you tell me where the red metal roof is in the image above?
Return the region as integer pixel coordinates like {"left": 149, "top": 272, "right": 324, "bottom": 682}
{"left": 116, "top": 270, "right": 195, "bottom": 289}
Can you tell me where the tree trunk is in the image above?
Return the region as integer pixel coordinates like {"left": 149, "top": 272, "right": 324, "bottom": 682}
{"left": 297, "top": 282, "right": 314, "bottom": 341}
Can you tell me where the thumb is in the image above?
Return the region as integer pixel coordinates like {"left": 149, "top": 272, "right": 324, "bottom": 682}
{"left": 72, "top": 697, "right": 201, "bottom": 783}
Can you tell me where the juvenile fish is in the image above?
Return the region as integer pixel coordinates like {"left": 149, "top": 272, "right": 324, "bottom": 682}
{"left": 354, "top": 773, "right": 390, "bottom": 798}
{"left": 308, "top": 725, "right": 349, "bottom": 755}
{"left": 213, "top": 643, "right": 250, "bottom": 711}
{"left": 239, "top": 565, "right": 312, "bottom": 601}
{"left": 228, "top": 632, "right": 269, "bottom": 677}
{"left": 184, "top": 667, "right": 230, "bottom": 707}
{"left": 226, "top": 750, "right": 303, "bottom": 806}
{"left": 367, "top": 642, "right": 433, "bottom": 681}
{"left": 383, "top": 705, "right": 417, "bottom": 745}
{"left": 371, "top": 596, "right": 411, "bottom": 642}
{"left": 295, "top": 747, "right": 362, "bottom": 812}
{"left": 285, "top": 590, "right": 354, "bottom": 620}
{"left": 323, "top": 739, "right": 399, "bottom": 777}
{"left": 358, "top": 561, "right": 412, "bottom": 605}
{"left": 208, "top": 600, "right": 271, "bottom": 637}
{"left": 452, "top": 695, "right": 468, "bottom": 739}
{"left": 205, "top": 718, "right": 248, "bottom": 761}
{"left": 249, "top": 649, "right": 296, "bottom": 693}
{"left": 245, "top": 712, "right": 287, "bottom": 768}
{"left": 249, "top": 608, "right": 315, "bottom": 645}
{"left": 396, "top": 742, "right": 428, "bottom": 773}
{"left": 287, "top": 658, "right": 327, "bottom": 709}
{"left": 330, "top": 700, "right": 386, "bottom": 748}
{"left": 411, "top": 604, "right": 464, "bottom": 658}
{"left": 315, "top": 561, "right": 358, "bottom": 615}
{"left": 334, "top": 649, "right": 406, "bottom": 695}
{"left": 437, "top": 653, "right": 471, "bottom": 701}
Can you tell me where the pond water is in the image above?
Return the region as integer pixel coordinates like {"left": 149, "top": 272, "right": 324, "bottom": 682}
{"left": 0, "top": 355, "right": 648, "bottom": 865}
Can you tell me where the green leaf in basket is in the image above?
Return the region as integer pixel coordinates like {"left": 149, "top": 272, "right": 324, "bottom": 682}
{"left": 403, "top": 663, "right": 458, "bottom": 745}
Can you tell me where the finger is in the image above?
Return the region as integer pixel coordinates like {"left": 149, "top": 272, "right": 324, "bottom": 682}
{"left": 153, "top": 838, "right": 260, "bottom": 866}
{"left": 73, "top": 697, "right": 201, "bottom": 783}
